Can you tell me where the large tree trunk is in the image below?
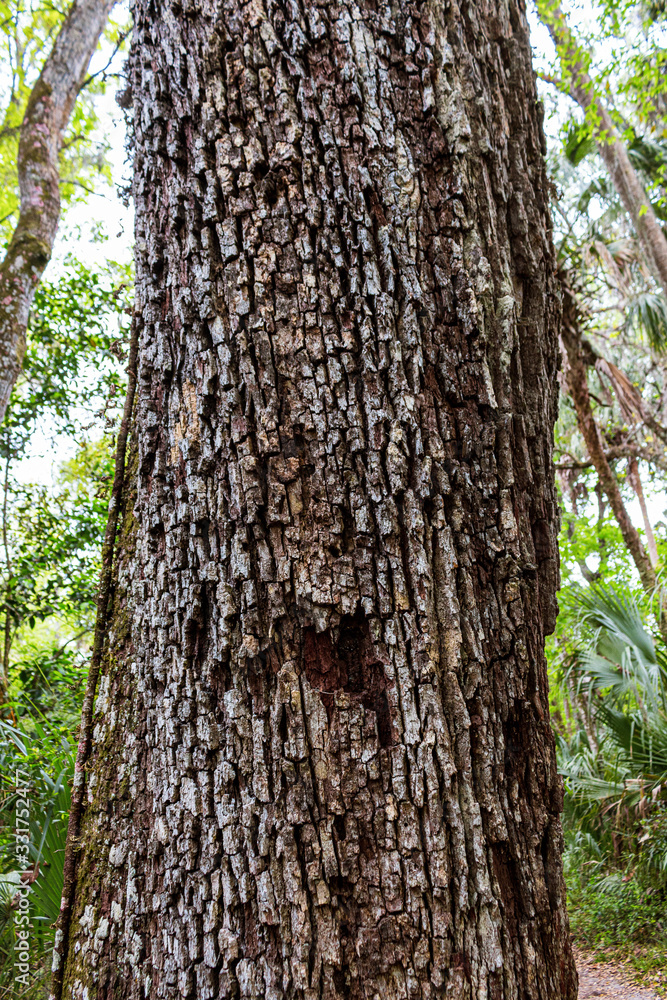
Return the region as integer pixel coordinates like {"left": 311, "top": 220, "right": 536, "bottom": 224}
{"left": 61, "top": 2, "right": 577, "bottom": 998}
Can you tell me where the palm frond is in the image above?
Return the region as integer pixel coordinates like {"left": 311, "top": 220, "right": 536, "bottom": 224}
{"left": 628, "top": 135, "right": 667, "bottom": 184}
{"left": 577, "top": 587, "right": 663, "bottom": 668}
{"left": 559, "top": 587, "right": 667, "bottom": 817}
{"left": 599, "top": 704, "right": 667, "bottom": 776}
{"left": 28, "top": 768, "right": 70, "bottom": 927}
{"left": 626, "top": 291, "right": 667, "bottom": 352}
{"left": 594, "top": 357, "right": 645, "bottom": 424}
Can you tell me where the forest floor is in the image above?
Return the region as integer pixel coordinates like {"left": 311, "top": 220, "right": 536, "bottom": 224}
{"left": 576, "top": 947, "right": 665, "bottom": 998}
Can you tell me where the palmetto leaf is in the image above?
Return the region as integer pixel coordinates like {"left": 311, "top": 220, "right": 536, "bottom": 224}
{"left": 575, "top": 588, "right": 666, "bottom": 698}
{"left": 626, "top": 291, "right": 667, "bottom": 352}
{"left": 0, "top": 716, "right": 73, "bottom": 955}
{"left": 561, "top": 587, "right": 667, "bottom": 814}
{"left": 558, "top": 736, "right": 627, "bottom": 805}
{"left": 628, "top": 135, "right": 667, "bottom": 184}
{"left": 28, "top": 773, "right": 70, "bottom": 928}
{"left": 598, "top": 705, "right": 667, "bottom": 775}
{"left": 566, "top": 772, "right": 626, "bottom": 803}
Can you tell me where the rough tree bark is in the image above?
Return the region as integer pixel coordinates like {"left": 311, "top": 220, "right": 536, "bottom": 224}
{"left": 60, "top": 2, "right": 577, "bottom": 998}
{"left": 0, "top": 0, "right": 116, "bottom": 423}
{"left": 537, "top": 0, "right": 667, "bottom": 301}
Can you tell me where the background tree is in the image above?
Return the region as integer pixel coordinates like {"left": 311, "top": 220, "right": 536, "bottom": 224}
{"left": 57, "top": 2, "right": 578, "bottom": 999}
{"left": 532, "top": 0, "right": 667, "bottom": 977}
{"left": 0, "top": 0, "right": 118, "bottom": 423}
{"left": 0, "top": 256, "right": 130, "bottom": 997}
{"left": 536, "top": 0, "right": 667, "bottom": 297}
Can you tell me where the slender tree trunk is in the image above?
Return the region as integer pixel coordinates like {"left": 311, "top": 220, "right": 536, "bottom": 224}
{"left": 0, "top": 0, "right": 116, "bottom": 424}
{"left": 61, "top": 3, "right": 577, "bottom": 999}
{"left": 567, "top": 676, "right": 599, "bottom": 757}
{"left": 627, "top": 456, "right": 659, "bottom": 569}
{"left": 560, "top": 281, "right": 656, "bottom": 593}
{"left": 537, "top": 1, "right": 667, "bottom": 301}
{"left": 1, "top": 611, "right": 10, "bottom": 704}
{"left": 0, "top": 456, "right": 11, "bottom": 703}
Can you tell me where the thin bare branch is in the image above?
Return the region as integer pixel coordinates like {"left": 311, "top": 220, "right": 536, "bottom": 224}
{"left": 81, "top": 26, "right": 129, "bottom": 89}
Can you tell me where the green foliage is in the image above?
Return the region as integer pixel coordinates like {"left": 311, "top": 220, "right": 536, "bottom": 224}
{"left": 3, "top": 254, "right": 132, "bottom": 452}
{"left": 0, "top": 0, "right": 131, "bottom": 242}
{"left": 565, "top": 835, "right": 667, "bottom": 947}
{"left": 3, "top": 477, "right": 106, "bottom": 631}
{"left": 0, "top": 256, "right": 128, "bottom": 648}
{"left": 0, "top": 4, "right": 131, "bottom": 996}
{"left": 558, "top": 505, "right": 637, "bottom": 592}
{"left": 11, "top": 623, "right": 89, "bottom": 729}
{"left": 626, "top": 291, "right": 667, "bottom": 351}
{"left": 576, "top": 588, "right": 666, "bottom": 705}
{"left": 0, "top": 253, "right": 130, "bottom": 994}
{"left": 562, "top": 122, "right": 667, "bottom": 219}
{"left": 628, "top": 135, "right": 667, "bottom": 185}
{"left": 563, "top": 119, "right": 597, "bottom": 166}
{"left": 558, "top": 586, "right": 667, "bottom": 799}
{"left": 0, "top": 716, "right": 73, "bottom": 991}
{"left": 553, "top": 585, "right": 667, "bottom": 962}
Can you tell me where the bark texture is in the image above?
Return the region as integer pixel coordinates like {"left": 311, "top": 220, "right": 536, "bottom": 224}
{"left": 63, "top": 2, "right": 576, "bottom": 998}
{"left": 538, "top": 1, "right": 667, "bottom": 301}
{"left": 0, "top": 0, "right": 116, "bottom": 423}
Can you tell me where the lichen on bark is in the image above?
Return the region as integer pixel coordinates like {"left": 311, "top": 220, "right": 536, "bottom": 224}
{"left": 62, "top": 1, "right": 577, "bottom": 998}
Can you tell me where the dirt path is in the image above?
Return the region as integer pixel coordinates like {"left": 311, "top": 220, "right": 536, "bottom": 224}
{"left": 577, "top": 949, "right": 660, "bottom": 999}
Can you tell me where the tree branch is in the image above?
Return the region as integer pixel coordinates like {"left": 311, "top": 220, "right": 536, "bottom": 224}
{"left": 559, "top": 275, "right": 656, "bottom": 594}
{"left": 81, "top": 26, "right": 130, "bottom": 89}
{"left": 627, "top": 455, "right": 659, "bottom": 568}
{"left": 537, "top": 70, "right": 566, "bottom": 91}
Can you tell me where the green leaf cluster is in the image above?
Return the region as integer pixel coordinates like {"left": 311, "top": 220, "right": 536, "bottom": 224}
{"left": 0, "top": 251, "right": 131, "bottom": 990}
{"left": 0, "top": 0, "right": 131, "bottom": 242}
